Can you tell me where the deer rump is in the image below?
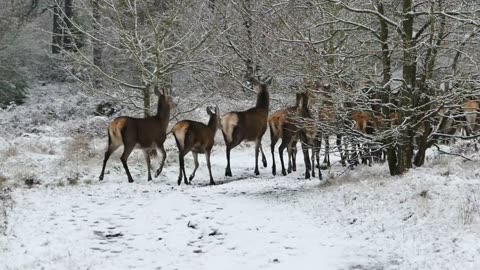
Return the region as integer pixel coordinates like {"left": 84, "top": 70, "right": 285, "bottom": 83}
{"left": 221, "top": 108, "right": 269, "bottom": 145}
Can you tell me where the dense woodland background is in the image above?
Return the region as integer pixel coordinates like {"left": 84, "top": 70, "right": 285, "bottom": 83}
{"left": 1, "top": 0, "right": 480, "bottom": 176}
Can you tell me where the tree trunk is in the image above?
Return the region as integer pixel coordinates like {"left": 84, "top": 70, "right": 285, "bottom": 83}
{"left": 52, "top": 5, "right": 62, "bottom": 54}
{"left": 387, "top": 147, "right": 399, "bottom": 176}
{"left": 63, "top": 0, "right": 75, "bottom": 52}
{"left": 396, "top": 0, "right": 415, "bottom": 175}
{"left": 377, "top": 1, "right": 399, "bottom": 176}
{"left": 92, "top": 0, "right": 103, "bottom": 87}
{"left": 92, "top": 0, "right": 102, "bottom": 68}
{"left": 143, "top": 87, "right": 151, "bottom": 117}
{"left": 414, "top": 123, "right": 432, "bottom": 167}
{"left": 243, "top": 0, "right": 255, "bottom": 85}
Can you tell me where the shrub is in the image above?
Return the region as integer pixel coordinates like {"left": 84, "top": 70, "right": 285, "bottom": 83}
{"left": 0, "top": 69, "right": 28, "bottom": 108}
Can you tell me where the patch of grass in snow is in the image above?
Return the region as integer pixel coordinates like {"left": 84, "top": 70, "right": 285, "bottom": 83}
{"left": 64, "top": 135, "right": 95, "bottom": 163}
{"left": 66, "top": 173, "right": 80, "bottom": 186}
{"left": 0, "top": 186, "right": 13, "bottom": 235}
{"left": 2, "top": 145, "right": 18, "bottom": 159}
{"left": 0, "top": 172, "right": 7, "bottom": 186}
{"left": 460, "top": 189, "right": 480, "bottom": 225}
{"left": 13, "top": 171, "right": 40, "bottom": 187}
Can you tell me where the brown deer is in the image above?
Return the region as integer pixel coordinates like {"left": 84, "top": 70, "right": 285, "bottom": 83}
{"left": 99, "top": 88, "right": 173, "bottom": 183}
{"left": 171, "top": 105, "right": 220, "bottom": 185}
{"left": 318, "top": 103, "right": 346, "bottom": 168}
{"left": 463, "top": 100, "right": 479, "bottom": 136}
{"left": 221, "top": 77, "right": 272, "bottom": 176}
{"left": 268, "top": 92, "right": 304, "bottom": 176}
{"left": 305, "top": 82, "right": 345, "bottom": 169}
{"left": 349, "top": 111, "right": 396, "bottom": 165}
{"left": 297, "top": 92, "right": 322, "bottom": 180}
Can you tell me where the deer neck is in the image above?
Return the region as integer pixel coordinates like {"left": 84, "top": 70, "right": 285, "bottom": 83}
{"left": 207, "top": 114, "right": 218, "bottom": 132}
{"left": 255, "top": 89, "right": 269, "bottom": 110}
{"left": 155, "top": 101, "right": 170, "bottom": 124}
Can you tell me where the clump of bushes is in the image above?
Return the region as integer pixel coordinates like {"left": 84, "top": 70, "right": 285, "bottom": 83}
{"left": 0, "top": 69, "right": 28, "bottom": 108}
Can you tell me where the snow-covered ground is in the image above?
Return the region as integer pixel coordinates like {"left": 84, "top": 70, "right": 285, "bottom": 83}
{"left": 1, "top": 84, "right": 480, "bottom": 270}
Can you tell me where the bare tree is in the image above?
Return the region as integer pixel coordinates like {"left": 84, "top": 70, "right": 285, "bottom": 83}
{"left": 264, "top": 0, "right": 480, "bottom": 175}
{"left": 56, "top": 0, "right": 214, "bottom": 116}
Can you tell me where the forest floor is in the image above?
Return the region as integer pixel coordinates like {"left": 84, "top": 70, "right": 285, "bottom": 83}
{"left": 1, "top": 84, "right": 480, "bottom": 270}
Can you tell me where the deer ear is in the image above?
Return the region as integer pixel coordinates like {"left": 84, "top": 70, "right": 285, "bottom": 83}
{"left": 215, "top": 105, "right": 220, "bottom": 115}
{"left": 206, "top": 106, "right": 213, "bottom": 115}
{"left": 265, "top": 76, "right": 272, "bottom": 86}
{"left": 251, "top": 77, "right": 261, "bottom": 86}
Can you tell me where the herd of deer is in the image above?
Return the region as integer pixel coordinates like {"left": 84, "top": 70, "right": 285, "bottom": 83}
{"left": 98, "top": 79, "right": 480, "bottom": 185}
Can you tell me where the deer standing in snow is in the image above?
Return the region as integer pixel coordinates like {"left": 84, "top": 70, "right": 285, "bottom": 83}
{"left": 268, "top": 92, "right": 305, "bottom": 176}
{"left": 463, "top": 100, "right": 479, "bottom": 136}
{"left": 221, "top": 77, "right": 271, "bottom": 177}
{"left": 99, "top": 88, "right": 173, "bottom": 183}
{"left": 297, "top": 92, "right": 323, "bottom": 180}
{"left": 171, "top": 106, "right": 220, "bottom": 185}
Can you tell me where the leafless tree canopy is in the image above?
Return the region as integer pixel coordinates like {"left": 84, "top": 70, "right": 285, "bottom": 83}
{"left": 3, "top": 0, "right": 480, "bottom": 175}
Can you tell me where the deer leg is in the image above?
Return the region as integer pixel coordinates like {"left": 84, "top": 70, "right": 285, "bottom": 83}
{"left": 316, "top": 135, "right": 322, "bottom": 169}
{"left": 120, "top": 145, "right": 135, "bottom": 183}
{"left": 355, "top": 143, "right": 360, "bottom": 166}
{"left": 292, "top": 140, "right": 297, "bottom": 172}
{"left": 315, "top": 146, "right": 322, "bottom": 180}
{"left": 254, "top": 139, "right": 260, "bottom": 176}
{"left": 260, "top": 144, "right": 267, "bottom": 168}
{"left": 155, "top": 144, "right": 166, "bottom": 178}
{"left": 143, "top": 150, "right": 152, "bottom": 182}
{"left": 311, "top": 143, "right": 316, "bottom": 178}
{"left": 270, "top": 136, "right": 278, "bottom": 176}
{"left": 177, "top": 150, "right": 184, "bottom": 186}
{"left": 99, "top": 143, "right": 120, "bottom": 181}
{"left": 225, "top": 146, "right": 232, "bottom": 177}
{"left": 301, "top": 142, "right": 311, "bottom": 179}
{"left": 316, "top": 136, "right": 321, "bottom": 169}
{"left": 177, "top": 149, "right": 189, "bottom": 185}
{"left": 337, "top": 134, "right": 346, "bottom": 166}
{"left": 287, "top": 142, "right": 293, "bottom": 174}
{"left": 278, "top": 140, "right": 288, "bottom": 176}
{"left": 206, "top": 150, "right": 215, "bottom": 185}
{"left": 181, "top": 150, "right": 189, "bottom": 185}
{"left": 323, "top": 136, "right": 330, "bottom": 167}
{"left": 344, "top": 137, "right": 352, "bottom": 167}
{"left": 189, "top": 152, "right": 199, "bottom": 183}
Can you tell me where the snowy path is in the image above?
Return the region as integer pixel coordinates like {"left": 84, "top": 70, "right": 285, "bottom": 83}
{"left": 2, "top": 145, "right": 480, "bottom": 270}
{"left": 2, "top": 179, "right": 344, "bottom": 270}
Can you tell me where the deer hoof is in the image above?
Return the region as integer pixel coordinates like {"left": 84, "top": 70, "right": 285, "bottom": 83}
{"left": 305, "top": 172, "right": 310, "bottom": 179}
{"left": 282, "top": 170, "right": 287, "bottom": 176}
{"left": 177, "top": 178, "right": 182, "bottom": 185}
{"left": 210, "top": 180, "right": 216, "bottom": 185}
{"left": 287, "top": 168, "right": 292, "bottom": 174}
{"left": 99, "top": 176, "right": 103, "bottom": 181}
{"left": 189, "top": 175, "right": 195, "bottom": 181}
{"left": 128, "top": 179, "right": 134, "bottom": 183}
{"left": 155, "top": 169, "right": 161, "bottom": 178}
{"left": 262, "top": 160, "right": 267, "bottom": 168}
